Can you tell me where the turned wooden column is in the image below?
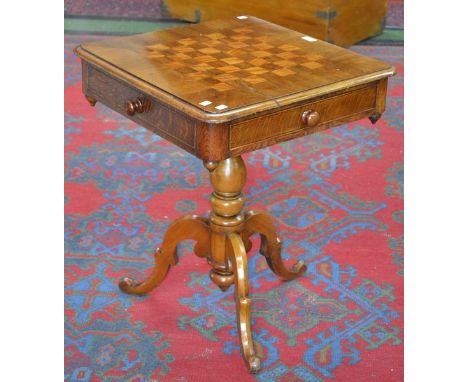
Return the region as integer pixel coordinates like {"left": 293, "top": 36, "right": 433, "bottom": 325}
{"left": 205, "top": 156, "right": 261, "bottom": 372}
{"left": 204, "top": 157, "right": 246, "bottom": 291}
{"left": 119, "top": 155, "right": 306, "bottom": 373}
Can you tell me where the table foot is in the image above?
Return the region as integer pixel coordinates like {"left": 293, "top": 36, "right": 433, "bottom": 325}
{"left": 369, "top": 112, "right": 382, "bottom": 124}
{"left": 85, "top": 95, "right": 97, "bottom": 107}
{"left": 228, "top": 233, "right": 261, "bottom": 373}
{"left": 242, "top": 210, "right": 307, "bottom": 280}
{"left": 119, "top": 215, "right": 210, "bottom": 295}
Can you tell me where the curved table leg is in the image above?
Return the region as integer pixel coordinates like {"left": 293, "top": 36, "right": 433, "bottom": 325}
{"left": 227, "top": 233, "right": 261, "bottom": 373}
{"left": 119, "top": 215, "right": 210, "bottom": 295}
{"left": 241, "top": 210, "right": 307, "bottom": 280}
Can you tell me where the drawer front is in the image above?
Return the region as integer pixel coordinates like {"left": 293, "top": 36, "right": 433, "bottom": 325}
{"left": 229, "top": 83, "right": 378, "bottom": 153}
{"left": 83, "top": 62, "right": 197, "bottom": 153}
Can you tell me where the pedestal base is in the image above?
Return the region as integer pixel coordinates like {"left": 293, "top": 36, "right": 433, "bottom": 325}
{"left": 119, "top": 157, "right": 307, "bottom": 373}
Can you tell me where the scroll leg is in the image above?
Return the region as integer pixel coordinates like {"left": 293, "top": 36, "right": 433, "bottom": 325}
{"left": 119, "top": 215, "right": 210, "bottom": 295}
{"left": 227, "top": 233, "right": 261, "bottom": 373}
{"left": 242, "top": 210, "right": 307, "bottom": 280}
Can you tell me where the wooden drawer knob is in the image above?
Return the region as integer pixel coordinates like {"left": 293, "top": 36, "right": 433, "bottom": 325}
{"left": 126, "top": 98, "right": 145, "bottom": 116}
{"left": 301, "top": 110, "right": 320, "bottom": 127}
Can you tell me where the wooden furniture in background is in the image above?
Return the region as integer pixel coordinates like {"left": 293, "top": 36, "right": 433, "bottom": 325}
{"left": 75, "top": 16, "right": 395, "bottom": 373}
{"left": 163, "top": 0, "right": 388, "bottom": 47}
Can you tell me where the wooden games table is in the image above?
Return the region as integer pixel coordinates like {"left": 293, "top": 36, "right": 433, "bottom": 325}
{"left": 75, "top": 16, "right": 395, "bottom": 373}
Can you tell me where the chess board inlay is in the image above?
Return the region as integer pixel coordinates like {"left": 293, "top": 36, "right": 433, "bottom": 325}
{"left": 79, "top": 16, "right": 392, "bottom": 114}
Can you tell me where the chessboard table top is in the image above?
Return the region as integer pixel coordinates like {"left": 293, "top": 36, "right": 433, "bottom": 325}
{"left": 75, "top": 16, "right": 395, "bottom": 121}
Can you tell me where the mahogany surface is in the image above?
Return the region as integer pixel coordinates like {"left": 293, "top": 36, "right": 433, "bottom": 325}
{"left": 74, "top": 16, "right": 395, "bottom": 374}
{"left": 75, "top": 16, "right": 394, "bottom": 161}
{"left": 76, "top": 16, "right": 392, "bottom": 115}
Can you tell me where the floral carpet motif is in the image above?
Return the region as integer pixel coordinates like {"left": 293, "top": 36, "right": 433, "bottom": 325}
{"left": 65, "top": 36, "right": 403, "bottom": 381}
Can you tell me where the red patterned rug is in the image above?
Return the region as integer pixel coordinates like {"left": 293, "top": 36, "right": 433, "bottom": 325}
{"left": 65, "top": 35, "right": 403, "bottom": 381}
{"left": 387, "top": 0, "right": 404, "bottom": 28}
{"left": 64, "top": 0, "right": 166, "bottom": 19}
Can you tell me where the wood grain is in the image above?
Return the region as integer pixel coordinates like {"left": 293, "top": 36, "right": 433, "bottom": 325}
{"left": 242, "top": 210, "right": 307, "bottom": 280}
{"left": 76, "top": 17, "right": 395, "bottom": 161}
{"left": 230, "top": 82, "right": 377, "bottom": 149}
{"left": 163, "top": 0, "right": 387, "bottom": 47}
{"left": 119, "top": 215, "right": 210, "bottom": 295}
{"left": 227, "top": 232, "right": 261, "bottom": 373}
{"left": 75, "top": 16, "right": 394, "bottom": 121}
{"left": 84, "top": 62, "right": 198, "bottom": 154}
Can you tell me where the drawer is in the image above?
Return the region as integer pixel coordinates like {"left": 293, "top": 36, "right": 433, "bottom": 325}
{"left": 83, "top": 62, "right": 197, "bottom": 154}
{"left": 229, "top": 83, "right": 378, "bottom": 153}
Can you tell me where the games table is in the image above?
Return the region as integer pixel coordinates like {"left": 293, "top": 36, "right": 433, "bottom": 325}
{"left": 75, "top": 16, "right": 395, "bottom": 373}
